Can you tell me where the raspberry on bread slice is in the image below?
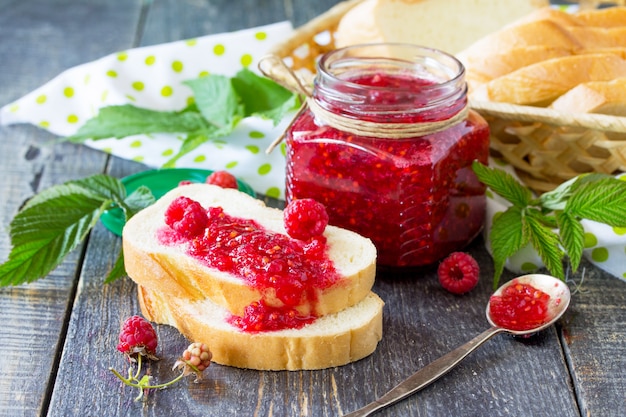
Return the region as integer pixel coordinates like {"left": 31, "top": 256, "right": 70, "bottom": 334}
{"left": 122, "top": 184, "right": 377, "bottom": 318}
{"left": 137, "top": 285, "right": 384, "bottom": 370}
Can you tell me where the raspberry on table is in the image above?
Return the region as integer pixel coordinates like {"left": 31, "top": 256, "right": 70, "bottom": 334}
{"left": 116, "top": 315, "right": 159, "bottom": 360}
{"left": 437, "top": 252, "right": 480, "bottom": 294}
{"left": 206, "top": 170, "right": 238, "bottom": 189}
{"left": 283, "top": 198, "right": 329, "bottom": 241}
{"left": 164, "top": 196, "right": 208, "bottom": 238}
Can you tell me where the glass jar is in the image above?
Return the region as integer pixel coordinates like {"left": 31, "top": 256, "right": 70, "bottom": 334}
{"left": 285, "top": 44, "right": 490, "bottom": 268}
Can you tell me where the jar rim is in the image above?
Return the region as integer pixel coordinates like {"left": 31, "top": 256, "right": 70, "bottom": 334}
{"left": 316, "top": 43, "right": 465, "bottom": 93}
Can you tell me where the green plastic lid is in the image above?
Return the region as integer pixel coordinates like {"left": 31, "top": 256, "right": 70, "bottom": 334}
{"left": 100, "top": 168, "right": 256, "bottom": 236}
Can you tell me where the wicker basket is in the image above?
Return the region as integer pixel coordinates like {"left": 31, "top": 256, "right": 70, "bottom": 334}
{"left": 265, "top": 0, "right": 626, "bottom": 193}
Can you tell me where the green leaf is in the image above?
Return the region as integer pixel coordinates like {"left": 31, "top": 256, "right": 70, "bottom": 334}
{"left": 184, "top": 75, "right": 244, "bottom": 130}
{"left": 540, "top": 173, "right": 609, "bottom": 211}
{"left": 524, "top": 209, "right": 565, "bottom": 280}
{"left": 104, "top": 251, "right": 127, "bottom": 284}
{"left": 472, "top": 161, "right": 532, "bottom": 208}
{"left": 231, "top": 68, "right": 301, "bottom": 124}
{"left": 556, "top": 210, "right": 584, "bottom": 272}
{"left": 0, "top": 175, "right": 154, "bottom": 287}
{"left": 489, "top": 206, "right": 527, "bottom": 289}
{"left": 119, "top": 185, "right": 156, "bottom": 220}
{"left": 65, "top": 105, "right": 210, "bottom": 142}
{"left": 0, "top": 191, "right": 112, "bottom": 286}
{"left": 566, "top": 177, "right": 626, "bottom": 226}
{"left": 162, "top": 132, "right": 216, "bottom": 168}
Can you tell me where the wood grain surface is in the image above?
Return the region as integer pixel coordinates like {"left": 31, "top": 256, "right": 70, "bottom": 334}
{"left": 0, "top": 1, "right": 624, "bottom": 416}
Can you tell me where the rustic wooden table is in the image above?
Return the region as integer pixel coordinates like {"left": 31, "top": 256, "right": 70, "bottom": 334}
{"left": 1, "top": 1, "right": 625, "bottom": 416}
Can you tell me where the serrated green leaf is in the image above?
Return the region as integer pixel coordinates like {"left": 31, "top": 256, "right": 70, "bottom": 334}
{"left": 65, "top": 105, "right": 210, "bottom": 142}
{"left": 104, "top": 250, "right": 126, "bottom": 284}
{"left": 472, "top": 161, "right": 532, "bottom": 208}
{"left": 566, "top": 178, "right": 626, "bottom": 226}
{"left": 120, "top": 185, "right": 155, "bottom": 220}
{"left": 489, "top": 206, "right": 527, "bottom": 288}
{"left": 231, "top": 68, "right": 301, "bottom": 124}
{"left": 162, "top": 132, "right": 220, "bottom": 168}
{"left": 0, "top": 193, "right": 111, "bottom": 286}
{"left": 524, "top": 209, "right": 565, "bottom": 280}
{"left": 540, "top": 173, "right": 609, "bottom": 211}
{"left": 184, "top": 75, "right": 243, "bottom": 130}
{"left": 556, "top": 210, "right": 584, "bottom": 272}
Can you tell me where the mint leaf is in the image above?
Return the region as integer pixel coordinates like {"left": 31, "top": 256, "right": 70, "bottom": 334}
{"left": 489, "top": 206, "right": 527, "bottom": 288}
{"left": 524, "top": 209, "right": 564, "bottom": 280}
{"left": 184, "top": 75, "right": 243, "bottom": 130}
{"left": 556, "top": 210, "right": 584, "bottom": 272}
{"left": 65, "top": 105, "right": 210, "bottom": 142}
{"left": 566, "top": 177, "right": 626, "bottom": 226}
{"left": 472, "top": 161, "right": 531, "bottom": 208}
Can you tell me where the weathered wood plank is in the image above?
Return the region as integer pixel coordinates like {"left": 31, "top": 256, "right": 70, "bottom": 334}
{"left": 3, "top": 1, "right": 626, "bottom": 416}
{"left": 0, "top": 0, "right": 143, "bottom": 415}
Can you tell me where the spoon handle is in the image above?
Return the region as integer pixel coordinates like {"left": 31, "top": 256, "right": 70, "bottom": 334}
{"left": 343, "top": 326, "right": 505, "bottom": 417}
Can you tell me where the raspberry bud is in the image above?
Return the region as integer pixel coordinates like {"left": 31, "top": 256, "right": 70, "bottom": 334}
{"left": 173, "top": 342, "right": 213, "bottom": 382}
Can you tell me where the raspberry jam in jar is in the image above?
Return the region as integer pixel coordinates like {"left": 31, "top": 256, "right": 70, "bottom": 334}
{"left": 284, "top": 44, "right": 490, "bottom": 267}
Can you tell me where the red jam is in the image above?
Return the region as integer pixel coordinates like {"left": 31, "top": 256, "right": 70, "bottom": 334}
{"left": 488, "top": 280, "right": 551, "bottom": 331}
{"left": 285, "top": 45, "right": 489, "bottom": 267}
{"left": 158, "top": 205, "right": 340, "bottom": 332}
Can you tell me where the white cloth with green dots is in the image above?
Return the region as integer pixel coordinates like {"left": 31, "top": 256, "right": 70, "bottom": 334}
{"left": 0, "top": 22, "right": 294, "bottom": 200}
{"left": 1, "top": 22, "right": 624, "bottom": 282}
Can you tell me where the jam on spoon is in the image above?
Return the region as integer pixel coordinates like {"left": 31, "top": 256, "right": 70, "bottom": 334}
{"left": 344, "top": 274, "right": 571, "bottom": 417}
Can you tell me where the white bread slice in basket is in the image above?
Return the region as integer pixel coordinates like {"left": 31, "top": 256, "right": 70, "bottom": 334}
{"left": 138, "top": 285, "right": 384, "bottom": 370}
{"left": 470, "top": 53, "right": 626, "bottom": 106}
{"left": 549, "top": 78, "right": 626, "bottom": 116}
{"left": 122, "top": 183, "right": 377, "bottom": 318}
{"left": 333, "top": 0, "right": 550, "bottom": 54}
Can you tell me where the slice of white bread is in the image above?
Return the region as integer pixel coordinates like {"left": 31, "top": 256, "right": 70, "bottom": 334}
{"left": 138, "top": 285, "right": 384, "bottom": 370}
{"left": 470, "top": 53, "right": 626, "bottom": 106}
{"left": 122, "top": 183, "right": 377, "bottom": 317}
{"left": 334, "top": 0, "right": 550, "bottom": 54}
{"left": 549, "top": 77, "right": 626, "bottom": 116}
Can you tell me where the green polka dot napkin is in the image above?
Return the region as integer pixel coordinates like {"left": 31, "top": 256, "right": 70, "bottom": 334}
{"left": 0, "top": 22, "right": 294, "bottom": 199}
{"left": 485, "top": 158, "right": 626, "bottom": 282}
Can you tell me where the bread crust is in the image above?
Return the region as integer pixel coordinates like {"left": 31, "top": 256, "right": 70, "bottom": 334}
{"left": 138, "top": 285, "right": 384, "bottom": 370}
{"left": 123, "top": 184, "right": 377, "bottom": 317}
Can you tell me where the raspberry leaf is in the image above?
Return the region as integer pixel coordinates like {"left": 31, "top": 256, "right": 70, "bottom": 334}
{"left": 489, "top": 206, "right": 527, "bottom": 288}
{"left": 565, "top": 177, "right": 626, "bottom": 226}
{"left": 472, "top": 161, "right": 531, "bottom": 208}
{"left": 0, "top": 175, "right": 154, "bottom": 286}
{"left": 523, "top": 209, "right": 564, "bottom": 280}
{"left": 65, "top": 104, "right": 211, "bottom": 142}
{"left": 556, "top": 211, "right": 584, "bottom": 273}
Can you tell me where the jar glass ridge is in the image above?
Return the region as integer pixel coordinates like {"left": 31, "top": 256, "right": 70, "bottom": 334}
{"left": 285, "top": 43, "right": 490, "bottom": 268}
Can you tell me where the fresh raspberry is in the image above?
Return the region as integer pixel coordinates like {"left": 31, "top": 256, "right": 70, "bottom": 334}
{"left": 116, "top": 315, "right": 159, "bottom": 360}
{"left": 164, "top": 196, "right": 208, "bottom": 238}
{"left": 437, "top": 252, "right": 480, "bottom": 294}
{"left": 283, "top": 198, "right": 329, "bottom": 241}
{"left": 173, "top": 342, "right": 213, "bottom": 382}
{"left": 206, "top": 170, "right": 238, "bottom": 189}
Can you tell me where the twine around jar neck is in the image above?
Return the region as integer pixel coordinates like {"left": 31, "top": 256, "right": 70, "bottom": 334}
{"left": 258, "top": 55, "right": 469, "bottom": 153}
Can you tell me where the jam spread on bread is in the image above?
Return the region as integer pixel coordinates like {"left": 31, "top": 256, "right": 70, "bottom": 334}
{"left": 158, "top": 198, "right": 340, "bottom": 332}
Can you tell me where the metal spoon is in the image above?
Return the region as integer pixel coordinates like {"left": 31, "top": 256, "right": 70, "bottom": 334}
{"left": 343, "top": 273, "right": 571, "bottom": 417}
